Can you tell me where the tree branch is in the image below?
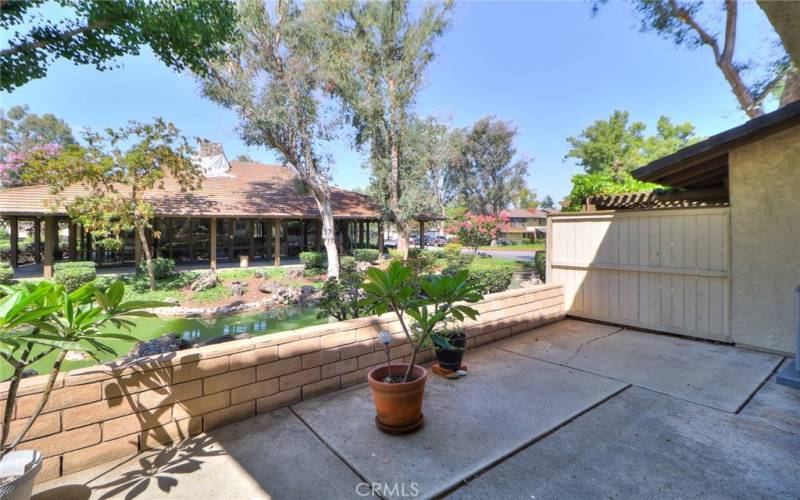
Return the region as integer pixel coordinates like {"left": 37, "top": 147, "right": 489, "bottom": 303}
{"left": 0, "top": 19, "right": 111, "bottom": 58}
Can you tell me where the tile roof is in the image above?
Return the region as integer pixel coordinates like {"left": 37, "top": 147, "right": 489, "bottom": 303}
{"left": 503, "top": 208, "right": 549, "bottom": 218}
{"left": 0, "top": 162, "right": 379, "bottom": 219}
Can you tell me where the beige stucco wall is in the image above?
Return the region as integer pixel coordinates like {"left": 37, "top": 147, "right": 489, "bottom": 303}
{"left": 729, "top": 123, "right": 800, "bottom": 354}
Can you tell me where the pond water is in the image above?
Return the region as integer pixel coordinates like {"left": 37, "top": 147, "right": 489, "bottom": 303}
{"left": 1, "top": 306, "right": 326, "bottom": 380}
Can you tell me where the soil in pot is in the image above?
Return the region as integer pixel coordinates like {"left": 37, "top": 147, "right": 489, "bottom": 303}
{"left": 367, "top": 364, "right": 427, "bottom": 435}
{"left": 435, "top": 332, "right": 467, "bottom": 371}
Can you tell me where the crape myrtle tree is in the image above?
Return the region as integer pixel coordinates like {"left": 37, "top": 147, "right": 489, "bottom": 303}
{"left": 314, "top": 0, "right": 453, "bottom": 259}
{"left": 447, "top": 116, "right": 529, "bottom": 215}
{"left": 199, "top": 0, "right": 342, "bottom": 277}
{"left": 593, "top": 0, "right": 799, "bottom": 117}
{"left": 0, "top": 0, "right": 237, "bottom": 92}
{"left": 23, "top": 119, "right": 202, "bottom": 291}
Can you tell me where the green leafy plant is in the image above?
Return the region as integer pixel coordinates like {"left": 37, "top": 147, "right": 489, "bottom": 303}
{"left": 534, "top": 252, "right": 546, "bottom": 282}
{"left": 138, "top": 257, "right": 175, "bottom": 280}
{"left": 0, "top": 264, "right": 13, "bottom": 285}
{"left": 340, "top": 256, "right": 357, "bottom": 274}
{"left": 353, "top": 248, "right": 380, "bottom": 263}
{"left": 53, "top": 261, "right": 96, "bottom": 272}
{"left": 54, "top": 263, "right": 97, "bottom": 292}
{"left": 299, "top": 251, "right": 327, "bottom": 271}
{"left": 317, "top": 273, "right": 366, "bottom": 321}
{"left": 360, "top": 261, "right": 483, "bottom": 382}
{"left": 467, "top": 269, "right": 513, "bottom": 295}
{"left": 0, "top": 280, "right": 167, "bottom": 457}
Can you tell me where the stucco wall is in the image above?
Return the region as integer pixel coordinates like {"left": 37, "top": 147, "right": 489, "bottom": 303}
{"left": 729, "top": 124, "right": 800, "bottom": 354}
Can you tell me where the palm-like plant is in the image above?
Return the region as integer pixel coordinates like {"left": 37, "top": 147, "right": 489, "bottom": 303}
{"left": 0, "top": 280, "right": 167, "bottom": 458}
{"left": 360, "top": 262, "right": 482, "bottom": 382}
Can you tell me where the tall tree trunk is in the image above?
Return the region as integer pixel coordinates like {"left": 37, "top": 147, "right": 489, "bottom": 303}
{"left": 309, "top": 183, "right": 339, "bottom": 277}
{"left": 388, "top": 133, "right": 409, "bottom": 258}
{"left": 137, "top": 225, "right": 156, "bottom": 291}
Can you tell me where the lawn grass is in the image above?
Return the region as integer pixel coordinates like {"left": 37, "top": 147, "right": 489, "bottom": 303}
{"left": 478, "top": 243, "right": 545, "bottom": 251}
{"left": 434, "top": 255, "right": 533, "bottom": 273}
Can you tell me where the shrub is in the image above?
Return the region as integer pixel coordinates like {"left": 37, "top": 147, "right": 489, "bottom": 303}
{"left": 54, "top": 266, "right": 97, "bottom": 292}
{"left": 407, "top": 249, "right": 436, "bottom": 274}
{"left": 340, "top": 255, "right": 357, "bottom": 273}
{"left": 299, "top": 251, "right": 327, "bottom": 270}
{"left": 534, "top": 251, "right": 546, "bottom": 281}
{"left": 138, "top": 257, "right": 175, "bottom": 279}
{"left": 0, "top": 263, "right": 13, "bottom": 284}
{"left": 54, "top": 261, "right": 96, "bottom": 272}
{"left": 443, "top": 242, "right": 462, "bottom": 257}
{"left": 388, "top": 248, "right": 403, "bottom": 261}
{"left": 317, "top": 273, "right": 366, "bottom": 321}
{"left": 353, "top": 248, "right": 380, "bottom": 263}
{"left": 467, "top": 269, "right": 513, "bottom": 295}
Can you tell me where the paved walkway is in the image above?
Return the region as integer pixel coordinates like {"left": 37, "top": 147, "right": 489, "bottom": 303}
{"left": 32, "top": 320, "right": 798, "bottom": 500}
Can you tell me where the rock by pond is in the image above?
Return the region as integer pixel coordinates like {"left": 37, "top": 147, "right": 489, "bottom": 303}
{"left": 191, "top": 271, "right": 219, "bottom": 291}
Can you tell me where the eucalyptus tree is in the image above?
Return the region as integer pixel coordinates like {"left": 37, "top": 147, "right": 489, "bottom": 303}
{"left": 315, "top": 0, "right": 453, "bottom": 258}
{"left": 199, "top": 0, "right": 342, "bottom": 276}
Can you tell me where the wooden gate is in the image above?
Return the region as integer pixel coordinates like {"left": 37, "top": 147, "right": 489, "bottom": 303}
{"left": 547, "top": 207, "right": 730, "bottom": 342}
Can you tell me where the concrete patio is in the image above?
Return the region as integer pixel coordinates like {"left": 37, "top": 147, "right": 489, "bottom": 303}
{"left": 32, "top": 319, "right": 798, "bottom": 499}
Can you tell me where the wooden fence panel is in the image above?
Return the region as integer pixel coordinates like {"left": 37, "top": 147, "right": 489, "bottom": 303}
{"left": 548, "top": 208, "right": 730, "bottom": 342}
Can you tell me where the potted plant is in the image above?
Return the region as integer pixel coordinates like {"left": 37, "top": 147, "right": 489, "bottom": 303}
{"left": 360, "top": 262, "right": 482, "bottom": 434}
{"left": 0, "top": 280, "right": 165, "bottom": 498}
{"left": 433, "top": 325, "right": 467, "bottom": 372}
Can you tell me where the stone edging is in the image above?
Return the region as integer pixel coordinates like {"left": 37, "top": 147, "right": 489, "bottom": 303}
{"left": 151, "top": 299, "right": 276, "bottom": 318}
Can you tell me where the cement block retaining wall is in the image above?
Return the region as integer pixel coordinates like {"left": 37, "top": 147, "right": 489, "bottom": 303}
{"left": 0, "top": 284, "right": 564, "bottom": 483}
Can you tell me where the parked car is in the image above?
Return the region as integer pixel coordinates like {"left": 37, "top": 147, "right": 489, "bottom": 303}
{"left": 409, "top": 235, "right": 419, "bottom": 246}
{"left": 384, "top": 239, "right": 398, "bottom": 249}
{"left": 433, "top": 236, "right": 447, "bottom": 246}
{"left": 495, "top": 238, "right": 510, "bottom": 246}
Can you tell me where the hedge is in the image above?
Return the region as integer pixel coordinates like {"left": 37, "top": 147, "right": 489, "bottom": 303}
{"left": 0, "top": 263, "right": 13, "bottom": 284}
{"left": 138, "top": 257, "right": 175, "bottom": 279}
{"left": 299, "top": 251, "right": 327, "bottom": 270}
{"left": 54, "top": 266, "right": 97, "bottom": 292}
{"left": 54, "top": 261, "right": 96, "bottom": 272}
{"left": 468, "top": 269, "right": 513, "bottom": 295}
{"left": 534, "top": 251, "right": 546, "bottom": 281}
{"left": 353, "top": 248, "right": 380, "bottom": 263}
{"left": 340, "top": 255, "right": 357, "bottom": 273}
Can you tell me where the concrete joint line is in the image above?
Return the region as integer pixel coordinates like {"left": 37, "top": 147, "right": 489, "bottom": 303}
{"left": 734, "top": 356, "right": 786, "bottom": 414}
{"left": 288, "top": 405, "right": 385, "bottom": 500}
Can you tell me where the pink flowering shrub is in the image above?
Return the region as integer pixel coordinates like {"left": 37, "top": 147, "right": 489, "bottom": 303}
{"left": 0, "top": 143, "right": 62, "bottom": 186}
{"left": 447, "top": 212, "right": 509, "bottom": 253}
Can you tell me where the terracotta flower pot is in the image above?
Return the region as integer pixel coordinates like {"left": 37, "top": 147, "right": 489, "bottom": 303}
{"left": 367, "top": 363, "right": 427, "bottom": 434}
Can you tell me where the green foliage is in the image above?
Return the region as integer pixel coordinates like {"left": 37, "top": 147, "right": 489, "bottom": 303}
{"left": 447, "top": 116, "right": 529, "bottom": 214}
{"left": 54, "top": 266, "right": 97, "bottom": 292}
{"left": 564, "top": 171, "right": 663, "bottom": 211}
{"left": 534, "top": 252, "right": 546, "bottom": 282}
{"left": 360, "top": 262, "right": 482, "bottom": 381}
{"left": 388, "top": 248, "right": 404, "bottom": 261}
{"left": 443, "top": 242, "right": 462, "bottom": 257}
{"left": 407, "top": 249, "right": 437, "bottom": 275}
{"left": 466, "top": 269, "right": 513, "bottom": 295}
{"left": 138, "top": 257, "right": 175, "bottom": 280}
{"left": 0, "top": 105, "right": 76, "bottom": 164}
{"left": 299, "top": 251, "right": 327, "bottom": 271}
{"left": 0, "top": 264, "right": 13, "bottom": 285}
{"left": 566, "top": 111, "right": 696, "bottom": 176}
{"left": 540, "top": 195, "right": 556, "bottom": 209}
{"left": 447, "top": 213, "right": 509, "bottom": 252}
{"left": 353, "top": 248, "right": 380, "bottom": 263}
{"left": 0, "top": 280, "right": 167, "bottom": 453}
{"left": 444, "top": 243, "right": 474, "bottom": 269}
{"left": 1, "top": 0, "right": 237, "bottom": 92}
{"left": 340, "top": 256, "right": 357, "bottom": 274}
{"left": 53, "top": 261, "right": 96, "bottom": 272}
{"left": 317, "top": 273, "right": 366, "bottom": 321}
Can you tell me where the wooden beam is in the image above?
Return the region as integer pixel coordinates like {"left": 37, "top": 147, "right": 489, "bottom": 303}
{"left": 358, "top": 221, "right": 364, "bottom": 247}
{"left": 315, "top": 219, "right": 322, "bottom": 251}
{"left": 187, "top": 218, "right": 194, "bottom": 260}
{"left": 68, "top": 222, "right": 77, "bottom": 261}
{"left": 302, "top": 220, "right": 308, "bottom": 251}
{"left": 33, "top": 218, "right": 41, "bottom": 264}
{"left": 229, "top": 219, "right": 236, "bottom": 259}
{"left": 7, "top": 217, "right": 18, "bottom": 268}
{"left": 378, "top": 221, "right": 384, "bottom": 258}
{"left": 274, "top": 219, "right": 281, "bottom": 267}
{"left": 43, "top": 216, "right": 55, "bottom": 278}
{"left": 210, "top": 216, "right": 217, "bottom": 270}
{"left": 419, "top": 220, "right": 425, "bottom": 249}
{"left": 248, "top": 219, "right": 256, "bottom": 258}
{"left": 265, "top": 219, "right": 273, "bottom": 258}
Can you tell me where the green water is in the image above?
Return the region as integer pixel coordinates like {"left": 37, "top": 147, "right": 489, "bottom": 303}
{"left": 1, "top": 306, "right": 326, "bottom": 380}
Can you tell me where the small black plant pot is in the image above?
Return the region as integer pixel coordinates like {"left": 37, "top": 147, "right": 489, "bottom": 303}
{"left": 434, "top": 333, "right": 467, "bottom": 371}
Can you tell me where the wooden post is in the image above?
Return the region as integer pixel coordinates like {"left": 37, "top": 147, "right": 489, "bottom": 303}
{"left": 43, "top": 216, "right": 55, "bottom": 278}
{"left": 358, "top": 221, "right": 364, "bottom": 247}
{"left": 365, "top": 221, "right": 370, "bottom": 246}
{"left": 315, "top": 220, "right": 322, "bottom": 251}
{"left": 378, "top": 221, "right": 385, "bottom": 258}
{"left": 210, "top": 216, "right": 217, "bottom": 270}
{"left": 249, "top": 220, "right": 256, "bottom": 258}
{"left": 187, "top": 218, "right": 194, "bottom": 260}
{"left": 85, "top": 230, "right": 93, "bottom": 262}
{"left": 265, "top": 219, "right": 273, "bottom": 258}
{"left": 274, "top": 220, "right": 281, "bottom": 267}
{"left": 167, "top": 219, "right": 175, "bottom": 259}
{"left": 68, "top": 222, "right": 77, "bottom": 261}
{"left": 229, "top": 219, "right": 236, "bottom": 259}
{"left": 419, "top": 220, "right": 425, "bottom": 249}
{"left": 302, "top": 220, "right": 308, "bottom": 251}
{"left": 8, "top": 217, "right": 18, "bottom": 268}
{"left": 33, "top": 218, "right": 41, "bottom": 264}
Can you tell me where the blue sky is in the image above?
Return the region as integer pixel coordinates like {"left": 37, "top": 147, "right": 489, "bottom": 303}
{"left": 0, "top": 1, "right": 782, "bottom": 201}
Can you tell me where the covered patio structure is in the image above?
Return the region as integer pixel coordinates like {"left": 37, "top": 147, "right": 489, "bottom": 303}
{"left": 0, "top": 161, "right": 385, "bottom": 278}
